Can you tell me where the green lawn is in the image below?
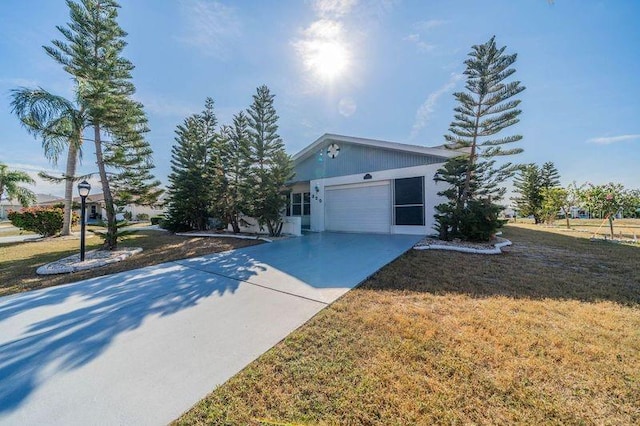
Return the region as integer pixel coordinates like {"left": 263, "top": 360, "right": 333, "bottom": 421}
{"left": 176, "top": 224, "right": 640, "bottom": 425}
{"left": 0, "top": 230, "right": 261, "bottom": 297}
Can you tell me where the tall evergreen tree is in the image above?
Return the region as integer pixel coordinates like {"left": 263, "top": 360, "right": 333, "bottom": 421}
{"left": 218, "top": 111, "right": 252, "bottom": 233}
{"left": 513, "top": 164, "right": 543, "bottom": 223}
{"left": 513, "top": 161, "right": 561, "bottom": 224}
{"left": 434, "top": 36, "right": 525, "bottom": 241}
{"left": 11, "top": 88, "right": 86, "bottom": 235}
{"left": 540, "top": 161, "right": 561, "bottom": 189}
{"left": 45, "top": 0, "right": 160, "bottom": 249}
{"left": 245, "top": 85, "right": 293, "bottom": 236}
{"left": 166, "top": 98, "right": 220, "bottom": 231}
{"left": 433, "top": 156, "right": 505, "bottom": 240}
{"left": 444, "top": 36, "right": 525, "bottom": 203}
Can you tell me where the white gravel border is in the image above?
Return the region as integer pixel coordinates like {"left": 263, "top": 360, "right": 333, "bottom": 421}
{"left": 36, "top": 247, "right": 143, "bottom": 275}
{"left": 414, "top": 238, "right": 512, "bottom": 254}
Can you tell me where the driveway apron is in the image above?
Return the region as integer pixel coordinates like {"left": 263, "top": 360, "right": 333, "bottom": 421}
{"left": 0, "top": 232, "right": 421, "bottom": 425}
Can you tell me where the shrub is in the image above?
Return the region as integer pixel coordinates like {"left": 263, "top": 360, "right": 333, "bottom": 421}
{"left": 434, "top": 199, "right": 505, "bottom": 242}
{"left": 150, "top": 216, "right": 164, "bottom": 225}
{"left": 8, "top": 206, "right": 65, "bottom": 237}
{"left": 457, "top": 200, "right": 506, "bottom": 242}
{"left": 136, "top": 213, "right": 149, "bottom": 221}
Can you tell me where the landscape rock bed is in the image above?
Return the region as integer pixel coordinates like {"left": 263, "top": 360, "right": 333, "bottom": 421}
{"left": 36, "top": 247, "right": 143, "bottom": 275}
{"left": 414, "top": 236, "right": 512, "bottom": 254}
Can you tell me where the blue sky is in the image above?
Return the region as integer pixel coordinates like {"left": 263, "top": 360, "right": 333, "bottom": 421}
{"left": 1, "top": 0, "right": 638, "bottom": 199}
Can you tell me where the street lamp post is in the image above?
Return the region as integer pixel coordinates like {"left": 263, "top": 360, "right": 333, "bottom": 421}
{"left": 77, "top": 180, "right": 91, "bottom": 262}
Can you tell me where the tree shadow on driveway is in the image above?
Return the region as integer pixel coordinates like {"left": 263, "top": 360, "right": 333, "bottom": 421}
{"left": 0, "top": 252, "right": 264, "bottom": 414}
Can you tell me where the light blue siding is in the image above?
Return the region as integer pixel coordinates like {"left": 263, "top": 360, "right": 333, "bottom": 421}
{"left": 293, "top": 142, "right": 446, "bottom": 182}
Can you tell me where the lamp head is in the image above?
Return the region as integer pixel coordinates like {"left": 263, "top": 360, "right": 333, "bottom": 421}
{"left": 77, "top": 180, "right": 91, "bottom": 198}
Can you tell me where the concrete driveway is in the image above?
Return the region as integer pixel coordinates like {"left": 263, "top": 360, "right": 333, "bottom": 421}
{"left": 0, "top": 232, "right": 421, "bottom": 425}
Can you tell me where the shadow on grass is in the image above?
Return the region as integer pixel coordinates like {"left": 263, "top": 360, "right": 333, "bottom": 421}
{"left": 364, "top": 225, "right": 640, "bottom": 306}
{"left": 0, "top": 251, "right": 264, "bottom": 414}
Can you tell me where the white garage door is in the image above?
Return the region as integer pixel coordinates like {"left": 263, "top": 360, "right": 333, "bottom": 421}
{"left": 325, "top": 181, "right": 391, "bottom": 233}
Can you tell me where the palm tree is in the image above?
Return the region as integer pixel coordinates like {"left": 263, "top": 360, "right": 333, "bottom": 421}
{"left": 0, "top": 163, "right": 36, "bottom": 206}
{"left": 11, "top": 88, "right": 86, "bottom": 235}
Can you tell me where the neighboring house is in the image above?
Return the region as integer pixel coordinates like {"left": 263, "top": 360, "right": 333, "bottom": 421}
{"left": 72, "top": 193, "right": 167, "bottom": 221}
{"left": 0, "top": 193, "right": 64, "bottom": 219}
{"left": 0, "top": 199, "right": 22, "bottom": 219}
{"left": 286, "top": 133, "right": 458, "bottom": 235}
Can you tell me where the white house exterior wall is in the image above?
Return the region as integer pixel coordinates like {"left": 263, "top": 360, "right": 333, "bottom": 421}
{"left": 309, "top": 163, "right": 446, "bottom": 235}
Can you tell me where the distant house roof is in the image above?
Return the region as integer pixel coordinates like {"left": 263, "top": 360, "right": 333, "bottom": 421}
{"left": 35, "top": 194, "right": 65, "bottom": 205}
{"left": 292, "top": 133, "right": 459, "bottom": 164}
{"left": 72, "top": 193, "right": 106, "bottom": 204}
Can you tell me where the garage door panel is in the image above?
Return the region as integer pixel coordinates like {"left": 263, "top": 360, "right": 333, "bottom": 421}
{"left": 325, "top": 182, "right": 390, "bottom": 233}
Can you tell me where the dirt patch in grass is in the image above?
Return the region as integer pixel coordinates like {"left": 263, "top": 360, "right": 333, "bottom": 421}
{"left": 0, "top": 231, "right": 261, "bottom": 297}
{"left": 177, "top": 225, "right": 640, "bottom": 425}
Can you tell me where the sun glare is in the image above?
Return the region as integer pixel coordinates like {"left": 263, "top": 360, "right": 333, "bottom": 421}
{"left": 307, "top": 40, "right": 349, "bottom": 81}
{"left": 295, "top": 19, "right": 351, "bottom": 85}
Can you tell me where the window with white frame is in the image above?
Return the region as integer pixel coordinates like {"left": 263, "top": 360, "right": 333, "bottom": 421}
{"left": 286, "top": 192, "right": 311, "bottom": 217}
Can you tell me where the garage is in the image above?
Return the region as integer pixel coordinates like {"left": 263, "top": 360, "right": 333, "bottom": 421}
{"left": 325, "top": 181, "right": 391, "bottom": 233}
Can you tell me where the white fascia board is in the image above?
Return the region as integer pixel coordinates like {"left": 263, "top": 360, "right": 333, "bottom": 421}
{"left": 291, "top": 133, "right": 461, "bottom": 163}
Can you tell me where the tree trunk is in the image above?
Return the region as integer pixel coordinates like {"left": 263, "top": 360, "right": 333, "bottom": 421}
{"left": 94, "top": 124, "right": 117, "bottom": 249}
{"left": 608, "top": 216, "right": 614, "bottom": 240}
{"left": 460, "top": 96, "right": 484, "bottom": 206}
{"left": 230, "top": 215, "right": 240, "bottom": 233}
{"left": 61, "top": 141, "right": 79, "bottom": 236}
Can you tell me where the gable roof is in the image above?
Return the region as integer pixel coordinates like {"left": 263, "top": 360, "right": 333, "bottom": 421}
{"left": 292, "top": 133, "right": 459, "bottom": 163}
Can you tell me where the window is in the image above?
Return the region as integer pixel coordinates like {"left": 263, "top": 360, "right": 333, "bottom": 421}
{"left": 292, "top": 193, "right": 302, "bottom": 215}
{"left": 394, "top": 177, "right": 424, "bottom": 226}
{"left": 287, "top": 192, "right": 311, "bottom": 217}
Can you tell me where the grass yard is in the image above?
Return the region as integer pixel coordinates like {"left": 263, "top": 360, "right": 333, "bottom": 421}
{"left": 513, "top": 218, "right": 640, "bottom": 239}
{"left": 0, "top": 231, "right": 261, "bottom": 297}
{"left": 177, "top": 224, "right": 640, "bottom": 425}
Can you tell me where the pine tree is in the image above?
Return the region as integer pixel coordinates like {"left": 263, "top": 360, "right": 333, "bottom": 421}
{"left": 45, "top": 0, "right": 160, "bottom": 249}
{"left": 433, "top": 156, "right": 505, "bottom": 240}
{"left": 435, "top": 36, "right": 524, "bottom": 241}
{"left": 219, "top": 111, "right": 252, "bottom": 233}
{"left": 540, "top": 161, "right": 560, "bottom": 190}
{"left": 245, "top": 86, "right": 293, "bottom": 237}
{"left": 513, "top": 161, "right": 561, "bottom": 224}
{"left": 166, "top": 98, "right": 219, "bottom": 231}
{"left": 445, "top": 36, "right": 525, "bottom": 203}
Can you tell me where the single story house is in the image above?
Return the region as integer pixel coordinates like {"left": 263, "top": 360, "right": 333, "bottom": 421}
{"left": 1, "top": 193, "right": 64, "bottom": 219}
{"left": 72, "top": 193, "right": 167, "bottom": 221}
{"left": 285, "top": 134, "right": 458, "bottom": 235}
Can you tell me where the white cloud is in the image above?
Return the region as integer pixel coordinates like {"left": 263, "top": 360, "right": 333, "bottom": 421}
{"left": 586, "top": 134, "right": 640, "bottom": 145}
{"left": 177, "top": 0, "right": 241, "bottom": 57}
{"left": 410, "top": 73, "right": 463, "bottom": 140}
{"left": 414, "top": 19, "right": 449, "bottom": 31}
{"left": 338, "top": 97, "right": 357, "bottom": 117}
{"left": 403, "top": 33, "right": 435, "bottom": 52}
{"left": 313, "top": 0, "right": 358, "bottom": 17}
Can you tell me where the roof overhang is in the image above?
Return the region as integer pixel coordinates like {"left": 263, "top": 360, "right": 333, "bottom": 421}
{"left": 292, "top": 133, "right": 462, "bottom": 164}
